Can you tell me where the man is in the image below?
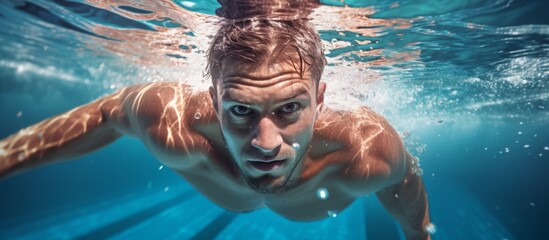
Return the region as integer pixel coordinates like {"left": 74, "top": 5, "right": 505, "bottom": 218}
{"left": 0, "top": 17, "right": 431, "bottom": 239}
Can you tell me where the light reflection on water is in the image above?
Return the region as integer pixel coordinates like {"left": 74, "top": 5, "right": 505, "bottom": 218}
{"left": 0, "top": 0, "right": 547, "bottom": 128}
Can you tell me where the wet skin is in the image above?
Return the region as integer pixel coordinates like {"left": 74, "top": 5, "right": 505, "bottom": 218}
{"left": 0, "top": 60, "right": 430, "bottom": 238}
{"left": 211, "top": 60, "right": 324, "bottom": 194}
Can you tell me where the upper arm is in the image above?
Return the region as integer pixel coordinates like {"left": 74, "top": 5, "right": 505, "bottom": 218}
{"left": 339, "top": 108, "right": 408, "bottom": 195}
{"left": 369, "top": 115, "right": 407, "bottom": 185}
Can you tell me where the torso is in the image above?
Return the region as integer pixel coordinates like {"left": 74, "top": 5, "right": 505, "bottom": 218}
{"left": 121, "top": 83, "right": 403, "bottom": 221}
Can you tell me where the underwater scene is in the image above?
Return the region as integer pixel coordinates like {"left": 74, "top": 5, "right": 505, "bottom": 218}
{"left": 0, "top": 0, "right": 548, "bottom": 239}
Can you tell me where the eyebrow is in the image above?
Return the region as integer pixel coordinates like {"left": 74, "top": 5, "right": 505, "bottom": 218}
{"left": 221, "top": 91, "right": 248, "bottom": 103}
{"left": 221, "top": 88, "right": 311, "bottom": 104}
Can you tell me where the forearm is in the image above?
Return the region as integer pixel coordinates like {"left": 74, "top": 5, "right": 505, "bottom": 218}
{"left": 0, "top": 92, "right": 127, "bottom": 179}
{"left": 376, "top": 158, "right": 431, "bottom": 239}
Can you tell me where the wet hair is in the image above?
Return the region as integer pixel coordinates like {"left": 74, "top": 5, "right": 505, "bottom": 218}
{"left": 205, "top": 18, "right": 327, "bottom": 86}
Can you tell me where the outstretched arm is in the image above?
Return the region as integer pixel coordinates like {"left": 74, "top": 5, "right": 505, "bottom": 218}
{"left": 377, "top": 152, "right": 431, "bottom": 240}
{"left": 0, "top": 86, "right": 138, "bottom": 179}
{"left": 335, "top": 108, "right": 431, "bottom": 239}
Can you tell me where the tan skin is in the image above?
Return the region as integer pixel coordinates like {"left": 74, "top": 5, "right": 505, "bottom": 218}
{"left": 0, "top": 60, "right": 430, "bottom": 240}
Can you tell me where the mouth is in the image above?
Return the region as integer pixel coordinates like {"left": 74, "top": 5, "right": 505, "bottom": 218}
{"left": 248, "top": 159, "right": 287, "bottom": 172}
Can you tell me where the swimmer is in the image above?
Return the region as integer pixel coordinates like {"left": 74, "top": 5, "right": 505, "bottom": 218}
{"left": 0, "top": 2, "right": 431, "bottom": 239}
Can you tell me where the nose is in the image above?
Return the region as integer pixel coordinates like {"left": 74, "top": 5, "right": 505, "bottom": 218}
{"left": 251, "top": 117, "right": 282, "bottom": 155}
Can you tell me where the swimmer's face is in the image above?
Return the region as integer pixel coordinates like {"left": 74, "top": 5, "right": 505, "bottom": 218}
{"left": 210, "top": 59, "right": 325, "bottom": 194}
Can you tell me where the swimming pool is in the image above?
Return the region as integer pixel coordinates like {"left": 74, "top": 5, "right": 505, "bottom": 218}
{"left": 0, "top": 0, "right": 547, "bottom": 239}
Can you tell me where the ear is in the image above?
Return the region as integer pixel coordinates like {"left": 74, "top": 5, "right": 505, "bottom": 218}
{"left": 316, "top": 81, "right": 326, "bottom": 114}
{"left": 209, "top": 86, "right": 219, "bottom": 114}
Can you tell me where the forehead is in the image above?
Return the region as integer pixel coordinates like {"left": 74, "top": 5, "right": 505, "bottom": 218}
{"left": 217, "top": 60, "right": 315, "bottom": 104}
{"left": 221, "top": 52, "right": 304, "bottom": 77}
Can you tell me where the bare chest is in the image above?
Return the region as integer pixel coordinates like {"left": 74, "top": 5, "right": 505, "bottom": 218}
{"left": 139, "top": 114, "right": 362, "bottom": 221}
{"left": 169, "top": 157, "right": 357, "bottom": 221}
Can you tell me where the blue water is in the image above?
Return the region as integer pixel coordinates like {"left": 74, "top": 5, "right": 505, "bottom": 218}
{"left": 0, "top": 0, "right": 548, "bottom": 239}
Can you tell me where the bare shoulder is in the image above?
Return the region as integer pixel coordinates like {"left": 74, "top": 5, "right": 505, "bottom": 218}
{"left": 115, "top": 82, "right": 216, "bottom": 147}
{"left": 351, "top": 107, "right": 406, "bottom": 176}
{"left": 315, "top": 107, "right": 407, "bottom": 195}
{"left": 119, "top": 82, "right": 206, "bottom": 120}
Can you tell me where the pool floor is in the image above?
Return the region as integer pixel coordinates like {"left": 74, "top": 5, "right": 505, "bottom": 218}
{"left": 0, "top": 180, "right": 514, "bottom": 240}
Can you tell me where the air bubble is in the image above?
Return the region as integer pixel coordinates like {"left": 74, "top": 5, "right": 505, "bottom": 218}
{"left": 504, "top": 148, "right": 510, "bottom": 153}
{"left": 317, "top": 188, "right": 329, "bottom": 200}
{"left": 327, "top": 210, "right": 338, "bottom": 218}
{"left": 194, "top": 112, "right": 202, "bottom": 119}
{"left": 292, "top": 143, "right": 301, "bottom": 150}
{"left": 181, "top": 1, "right": 196, "bottom": 7}
{"left": 158, "top": 165, "right": 164, "bottom": 170}
{"left": 164, "top": 186, "right": 170, "bottom": 192}
{"left": 331, "top": 38, "right": 338, "bottom": 44}
{"left": 544, "top": 146, "right": 548, "bottom": 150}
{"left": 524, "top": 145, "right": 530, "bottom": 148}
{"left": 424, "top": 223, "right": 437, "bottom": 234}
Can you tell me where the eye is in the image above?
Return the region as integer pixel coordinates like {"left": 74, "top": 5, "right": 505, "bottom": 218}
{"left": 231, "top": 105, "right": 253, "bottom": 116}
{"left": 279, "top": 103, "right": 301, "bottom": 114}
